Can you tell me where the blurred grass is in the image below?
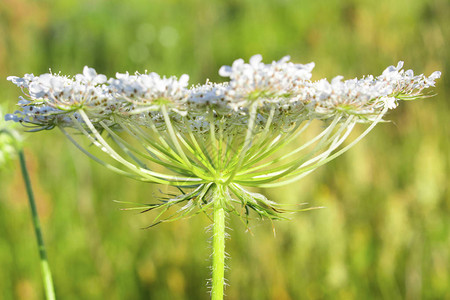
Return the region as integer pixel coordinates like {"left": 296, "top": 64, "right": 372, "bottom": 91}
{"left": 0, "top": 0, "right": 449, "bottom": 299}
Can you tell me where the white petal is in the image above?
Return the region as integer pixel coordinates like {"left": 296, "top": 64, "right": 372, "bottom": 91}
{"left": 396, "top": 61, "right": 404, "bottom": 71}
{"left": 405, "top": 69, "right": 414, "bottom": 77}
{"left": 75, "top": 74, "right": 84, "bottom": 82}
{"left": 301, "top": 62, "right": 315, "bottom": 72}
{"left": 4, "top": 114, "right": 18, "bottom": 122}
{"left": 94, "top": 74, "right": 107, "bottom": 84}
{"left": 83, "top": 66, "right": 97, "bottom": 80}
{"left": 383, "top": 97, "right": 397, "bottom": 109}
{"left": 29, "top": 82, "right": 45, "bottom": 94}
{"left": 179, "top": 74, "right": 190, "bottom": 87}
{"left": 331, "top": 76, "right": 344, "bottom": 86}
{"left": 50, "top": 77, "right": 65, "bottom": 90}
{"left": 278, "top": 55, "right": 291, "bottom": 64}
{"left": 38, "top": 74, "right": 53, "bottom": 86}
{"left": 249, "top": 54, "right": 263, "bottom": 67}
{"left": 7, "top": 76, "right": 24, "bottom": 86}
{"left": 231, "top": 58, "right": 244, "bottom": 68}
{"left": 429, "top": 71, "right": 441, "bottom": 80}
{"left": 115, "top": 72, "right": 129, "bottom": 79}
{"left": 218, "top": 65, "right": 232, "bottom": 77}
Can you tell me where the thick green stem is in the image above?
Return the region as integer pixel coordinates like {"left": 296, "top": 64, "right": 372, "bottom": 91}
{"left": 211, "top": 185, "right": 226, "bottom": 300}
{"left": 18, "top": 150, "right": 56, "bottom": 300}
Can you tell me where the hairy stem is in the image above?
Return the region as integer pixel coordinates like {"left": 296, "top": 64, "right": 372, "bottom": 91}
{"left": 211, "top": 184, "right": 226, "bottom": 300}
{"left": 19, "top": 150, "right": 56, "bottom": 300}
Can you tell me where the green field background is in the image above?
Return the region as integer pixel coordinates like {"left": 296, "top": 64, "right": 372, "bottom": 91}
{"left": 0, "top": 0, "right": 449, "bottom": 299}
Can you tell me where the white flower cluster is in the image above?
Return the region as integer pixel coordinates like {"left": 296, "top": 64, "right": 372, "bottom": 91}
{"left": 6, "top": 55, "right": 441, "bottom": 133}
{"left": 109, "top": 72, "right": 190, "bottom": 111}
{"left": 218, "top": 54, "right": 314, "bottom": 106}
{"left": 4, "top": 55, "right": 441, "bottom": 221}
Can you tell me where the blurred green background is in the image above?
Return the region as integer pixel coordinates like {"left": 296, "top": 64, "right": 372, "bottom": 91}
{"left": 0, "top": 0, "right": 449, "bottom": 299}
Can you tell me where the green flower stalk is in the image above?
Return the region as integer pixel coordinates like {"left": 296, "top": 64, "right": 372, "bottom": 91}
{"left": 5, "top": 55, "right": 440, "bottom": 299}
{"left": 1, "top": 107, "right": 55, "bottom": 300}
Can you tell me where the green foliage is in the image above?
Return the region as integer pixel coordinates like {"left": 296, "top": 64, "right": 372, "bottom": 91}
{"left": 0, "top": 0, "right": 448, "bottom": 299}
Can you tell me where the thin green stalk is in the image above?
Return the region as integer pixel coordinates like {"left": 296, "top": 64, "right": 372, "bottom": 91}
{"left": 18, "top": 149, "right": 56, "bottom": 300}
{"left": 211, "top": 184, "right": 226, "bottom": 300}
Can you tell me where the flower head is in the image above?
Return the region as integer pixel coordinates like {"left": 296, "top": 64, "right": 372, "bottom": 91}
{"left": 5, "top": 56, "right": 440, "bottom": 224}
{"left": 219, "top": 54, "right": 315, "bottom": 108}
{"left": 108, "top": 72, "right": 190, "bottom": 114}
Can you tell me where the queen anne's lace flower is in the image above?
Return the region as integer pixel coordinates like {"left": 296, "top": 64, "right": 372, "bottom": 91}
{"left": 187, "top": 81, "right": 231, "bottom": 114}
{"left": 108, "top": 72, "right": 190, "bottom": 113}
{"left": 4, "top": 56, "right": 441, "bottom": 299}
{"left": 5, "top": 55, "right": 440, "bottom": 221}
{"left": 219, "top": 54, "right": 315, "bottom": 108}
